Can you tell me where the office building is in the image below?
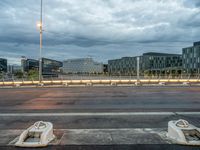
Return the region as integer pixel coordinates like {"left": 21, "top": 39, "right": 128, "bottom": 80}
{"left": 182, "top": 41, "right": 200, "bottom": 74}
{"left": 108, "top": 52, "right": 182, "bottom": 76}
{"left": 141, "top": 52, "right": 182, "bottom": 76}
{"left": 8, "top": 65, "right": 21, "bottom": 74}
{"left": 103, "top": 64, "right": 108, "bottom": 74}
{"left": 108, "top": 57, "right": 141, "bottom": 75}
{"left": 21, "top": 57, "right": 39, "bottom": 72}
{"left": 0, "top": 58, "right": 7, "bottom": 73}
{"left": 21, "top": 57, "right": 62, "bottom": 76}
{"left": 42, "top": 58, "right": 63, "bottom": 76}
{"left": 63, "top": 58, "right": 103, "bottom": 74}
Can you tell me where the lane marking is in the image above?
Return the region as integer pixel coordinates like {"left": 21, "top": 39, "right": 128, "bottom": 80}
{"left": 176, "top": 112, "right": 200, "bottom": 115}
{"left": 0, "top": 112, "right": 200, "bottom": 117}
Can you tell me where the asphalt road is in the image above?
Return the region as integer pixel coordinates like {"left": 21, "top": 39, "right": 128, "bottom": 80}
{"left": 0, "top": 86, "right": 200, "bottom": 113}
{"left": 0, "top": 86, "right": 200, "bottom": 129}
{"left": 0, "top": 86, "right": 200, "bottom": 149}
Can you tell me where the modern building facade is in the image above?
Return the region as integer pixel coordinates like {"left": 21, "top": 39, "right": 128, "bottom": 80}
{"left": 108, "top": 52, "right": 182, "bottom": 76}
{"left": 182, "top": 41, "right": 200, "bottom": 75}
{"left": 108, "top": 57, "right": 141, "bottom": 75}
{"left": 8, "top": 65, "right": 21, "bottom": 74}
{"left": 141, "top": 52, "right": 182, "bottom": 76}
{"left": 103, "top": 64, "right": 108, "bottom": 74}
{"left": 42, "top": 58, "right": 63, "bottom": 76}
{"left": 21, "top": 57, "right": 39, "bottom": 72}
{"left": 21, "top": 57, "right": 62, "bottom": 76}
{"left": 0, "top": 58, "right": 7, "bottom": 73}
{"left": 63, "top": 58, "right": 103, "bottom": 74}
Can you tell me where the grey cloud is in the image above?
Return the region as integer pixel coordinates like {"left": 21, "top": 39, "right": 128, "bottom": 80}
{"left": 0, "top": 0, "right": 200, "bottom": 64}
{"left": 182, "top": 0, "right": 200, "bottom": 8}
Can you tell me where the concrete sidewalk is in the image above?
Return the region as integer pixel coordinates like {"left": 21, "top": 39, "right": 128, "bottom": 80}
{"left": 1, "top": 129, "right": 200, "bottom": 149}
{"left": 2, "top": 128, "right": 168, "bottom": 146}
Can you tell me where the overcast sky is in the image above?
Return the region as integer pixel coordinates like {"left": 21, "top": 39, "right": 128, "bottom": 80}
{"left": 0, "top": 0, "right": 200, "bottom": 64}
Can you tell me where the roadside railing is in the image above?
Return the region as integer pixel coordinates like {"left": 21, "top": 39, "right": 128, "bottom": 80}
{"left": 0, "top": 75, "right": 200, "bottom": 87}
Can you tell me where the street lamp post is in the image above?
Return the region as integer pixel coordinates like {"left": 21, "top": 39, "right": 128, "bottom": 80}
{"left": 137, "top": 56, "right": 140, "bottom": 81}
{"left": 39, "top": 0, "right": 43, "bottom": 83}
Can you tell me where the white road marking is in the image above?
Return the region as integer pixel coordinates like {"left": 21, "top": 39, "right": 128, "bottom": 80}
{"left": 0, "top": 112, "right": 200, "bottom": 117}
{"left": 176, "top": 112, "right": 200, "bottom": 115}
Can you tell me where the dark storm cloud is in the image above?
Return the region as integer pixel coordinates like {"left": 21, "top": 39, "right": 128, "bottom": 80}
{"left": 0, "top": 0, "right": 200, "bottom": 64}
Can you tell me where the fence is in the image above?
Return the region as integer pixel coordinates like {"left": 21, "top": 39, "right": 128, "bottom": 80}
{"left": 0, "top": 74, "right": 200, "bottom": 87}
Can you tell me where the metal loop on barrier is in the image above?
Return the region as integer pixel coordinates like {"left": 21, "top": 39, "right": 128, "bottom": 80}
{"left": 175, "top": 119, "right": 189, "bottom": 128}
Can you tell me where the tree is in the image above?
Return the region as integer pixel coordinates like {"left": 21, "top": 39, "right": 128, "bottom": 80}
{"left": 28, "top": 70, "right": 39, "bottom": 80}
{"left": 14, "top": 71, "right": 24, "bottom": 79}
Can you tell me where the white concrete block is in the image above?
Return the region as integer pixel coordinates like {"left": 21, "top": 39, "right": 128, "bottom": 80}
{"left": 15, "top": 121, "right": 55, "bottom": 147}
{"left": 167, "top": 119, "right": 200, "bottom": 145}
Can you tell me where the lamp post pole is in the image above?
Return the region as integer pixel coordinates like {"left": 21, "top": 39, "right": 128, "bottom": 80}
{"left": 137, "top": 56, "right": 140, "bottom": 81}
{"left": 39, "top": 0, "right": 43, "bottom": 83}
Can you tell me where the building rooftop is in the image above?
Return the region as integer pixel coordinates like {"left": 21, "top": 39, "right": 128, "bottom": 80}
{"left": 108, "top": 56, "right": 139, "bottom": 62}
{"left": 0, "top": 58, "right": 7, "bottom": 61}
{"left": 194, "top": 41, "right": 200, "bottom": 46}
{"left": 64, "top": 58, "right": 93, "bottom": 62}
{"left": 143, "top": 52, "right": 181, "bottom": 56}
{"left": 183, "top": 41, "right": 200, "bottom": 49}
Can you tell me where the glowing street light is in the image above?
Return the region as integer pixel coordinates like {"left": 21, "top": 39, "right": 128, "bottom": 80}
{"left": 37, "top": 22, "right": 42, "bottom": 28}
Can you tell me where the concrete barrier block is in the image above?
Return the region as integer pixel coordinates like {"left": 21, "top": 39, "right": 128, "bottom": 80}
{"left": 15, "top": 121, "right": 55, "bottom": 147}
{"left": 167, "top": 119, "right": 200, "bottom": 145}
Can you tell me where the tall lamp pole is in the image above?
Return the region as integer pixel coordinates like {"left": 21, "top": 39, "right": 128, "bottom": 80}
{"left": 39, "top": 0, "right": 43, "bottom": 83}
{"left": 137, "top": 56, "right": 140, "bottom": 81}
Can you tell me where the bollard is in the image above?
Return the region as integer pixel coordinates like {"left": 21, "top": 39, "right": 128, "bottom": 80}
{"left": 15, "top": 121, "right": 55, "bottom": 147}
{"left": 167, "top": 119, "right": 200, "bottom": 145}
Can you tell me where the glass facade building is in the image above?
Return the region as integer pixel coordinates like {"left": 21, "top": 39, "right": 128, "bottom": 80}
{"left": 141, "top": 53, "right": 182, "bottom": 76}
{"left": 21, "top": 57, "right": 62, "bottom": 76}
{"left": 108, "top": 53, "right": 182, "bottom": 76}
{"left": 0, "top": 58, "right": 7, "bottom": 73}
{"left": 42, "top": 58, "right": 63, "bottom": 76}
{"left": 182, "top": 41, "right": 200, "bottom": 74}
{"left": 21, "top": 58, "right": 39, "bottom": 72}
{"left": 108, "top": 57, "right": 141, "bottom": 75}
{"left": 8, "top": 65, "right": 21, "bottom": 74}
